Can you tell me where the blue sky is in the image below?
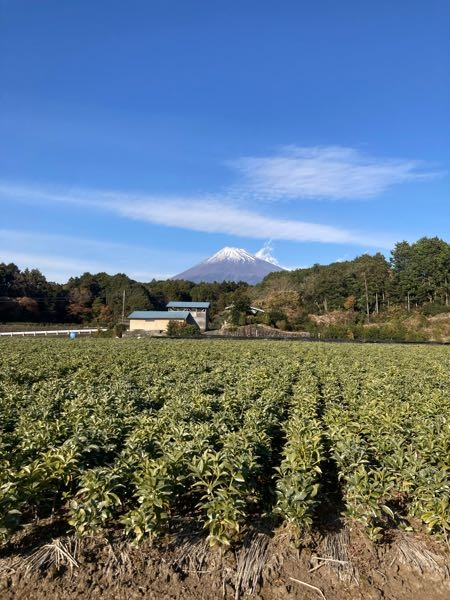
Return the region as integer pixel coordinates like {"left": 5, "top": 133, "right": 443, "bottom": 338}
{"left": 1, "top": 0, "right": 449, "bottom": 283}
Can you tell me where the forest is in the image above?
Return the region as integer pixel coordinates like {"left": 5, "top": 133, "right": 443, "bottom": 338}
{"left": 1, "top": 237, "right": 449, "bottom": 338}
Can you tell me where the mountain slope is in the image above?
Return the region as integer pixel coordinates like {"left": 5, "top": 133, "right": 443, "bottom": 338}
{"left": 171, "top": 247, "right": 285, "bottom": 284}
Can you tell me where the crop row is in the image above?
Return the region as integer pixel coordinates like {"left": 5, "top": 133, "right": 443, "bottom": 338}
{"left": 0, "top": 338, "right": 449, "bottom": 545}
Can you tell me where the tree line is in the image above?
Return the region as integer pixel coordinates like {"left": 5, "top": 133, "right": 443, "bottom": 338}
{"left": 0, "top": 237, "right": 449, "bottom": 330}
{"left": 0, "top": 264, "right": 249, "bottom": 326}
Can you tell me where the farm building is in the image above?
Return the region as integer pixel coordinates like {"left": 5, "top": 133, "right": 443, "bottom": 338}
{"left": 166, "top": 301, "right": 210, "bottom": 331}
{"left": 128, "top": 310, "right": 197, "bottom": 335}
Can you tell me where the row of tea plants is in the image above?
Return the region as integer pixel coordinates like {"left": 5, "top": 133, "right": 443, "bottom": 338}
{"left": 0, "top": 338, "right": 448, "bottom": 546}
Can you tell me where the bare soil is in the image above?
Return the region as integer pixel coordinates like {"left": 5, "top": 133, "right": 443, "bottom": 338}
{"left": 1, "top": 522, "right": 449, "bottom": 600}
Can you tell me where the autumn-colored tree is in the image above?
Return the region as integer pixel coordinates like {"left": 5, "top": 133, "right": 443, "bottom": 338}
{"left": 343, "top": 295, "right": 356, "bottom": 311}
{"left": 97, "top": 304, "right": 114, "bottom": 326}
{"left": 17, "top": 296, "right": 39, "bottom": 315}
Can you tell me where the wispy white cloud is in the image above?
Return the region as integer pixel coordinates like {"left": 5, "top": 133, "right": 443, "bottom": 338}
{"left": 0, "top": 229, "right": 196, "bottom": 282}
{"left": 2, "top": 146, "right": 439, "bottom": 210}
{"left": 1, "top": 145, "right": 439, "bottom": 279}
{"left": 0, "top": 251, "right": 105, "bottom": 283}
{"left": 113, "top": 195, "right": 360, "bottom": 243}
{"left": 230, "top": 145, "right": 441, "bottom": 200}
{"left": 0, "top": 182, "right": 396, "bottom": 248}
{"left": 255, "top": 241, "right": 281, "bottom": 266}
{"left": 0, "top": 228, "right": 136, "bottom": 254}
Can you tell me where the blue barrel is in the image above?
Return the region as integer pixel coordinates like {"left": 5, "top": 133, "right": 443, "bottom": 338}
{"left": 69, "top": 332, "right": 77, "bottom": 339}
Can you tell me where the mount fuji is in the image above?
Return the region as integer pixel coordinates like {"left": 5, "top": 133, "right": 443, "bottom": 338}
{"left": 171, "top": 247, "right": 285, "bottom": 284}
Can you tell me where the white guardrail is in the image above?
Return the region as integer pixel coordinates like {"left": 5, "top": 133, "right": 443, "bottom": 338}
{"left": 0, "top": 328, "right": 107, "bottom": 337}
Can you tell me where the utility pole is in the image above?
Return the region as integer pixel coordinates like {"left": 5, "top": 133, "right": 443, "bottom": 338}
{"left": 363, "top": 272, "right": 370, "bottom": 323}
{"left": 121, "top": 290, "right": 126, "bottom": 324}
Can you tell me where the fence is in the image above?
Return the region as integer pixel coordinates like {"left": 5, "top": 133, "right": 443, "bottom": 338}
{"left": 0, "top": 328, "right": 107, "bottom": 337}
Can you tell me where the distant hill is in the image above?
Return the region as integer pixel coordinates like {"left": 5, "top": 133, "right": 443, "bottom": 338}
{"left": 171, "top": 247, "right": 285, "bottom": 284}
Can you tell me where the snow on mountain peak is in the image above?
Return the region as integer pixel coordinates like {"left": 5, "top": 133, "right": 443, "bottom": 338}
{"left": 206, "top": 247, "right": 257, "bottom": 264}
{"left": 171, "top": 246, "right": 285, "bottom": 283}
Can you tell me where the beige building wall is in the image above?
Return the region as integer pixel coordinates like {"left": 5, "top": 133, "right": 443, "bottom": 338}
{"left": 167, "top": 308, "right": 209, "bottom": 330}
{"left": 189, "top": 309, "right": 208, "bottom": 331}
{"left": 129, "top": 318, "right": 184, "bottom": 332}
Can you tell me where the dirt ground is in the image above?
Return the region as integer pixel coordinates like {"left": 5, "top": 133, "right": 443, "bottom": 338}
{"left": 1, "top": 522, "right": 449, "bottom": 600}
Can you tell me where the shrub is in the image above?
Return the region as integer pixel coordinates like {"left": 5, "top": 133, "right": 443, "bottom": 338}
{"left": 167, "top": 320, "right": 200, "bottom": 337}
{"left": 422, "top": 303, "right": 450, "bottom": 317}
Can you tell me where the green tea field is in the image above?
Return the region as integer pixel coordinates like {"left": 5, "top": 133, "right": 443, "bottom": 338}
{"left": 1, "top": 338, "right": 449, "bottom": 599}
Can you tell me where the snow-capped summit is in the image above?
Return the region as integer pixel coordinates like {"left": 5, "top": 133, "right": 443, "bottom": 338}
{"left": 171, "top": 246, "right": 285, "bottom": 284}
{"left": 205, "top": 247, "right": 257, "bottom": 264}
